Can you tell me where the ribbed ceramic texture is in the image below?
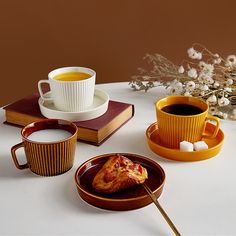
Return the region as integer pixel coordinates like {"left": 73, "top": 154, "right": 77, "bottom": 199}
{"left": 51, "top": 76, "right": 95, "bottom": 112}
{"left": 146, "top": 122, "right": 224, "bottom": 161}
{"left": 23, "top": 135, "right": 77, "bottom": 176}
{"left": 157, "top": 111, "right": 206, "bottom": 149}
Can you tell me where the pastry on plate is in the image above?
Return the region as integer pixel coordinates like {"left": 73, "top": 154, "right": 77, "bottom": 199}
{"left": 92, "top": 154, "right": 148, "bottom": 193}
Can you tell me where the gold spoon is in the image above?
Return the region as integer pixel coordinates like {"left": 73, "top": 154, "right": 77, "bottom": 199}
{"left": 143, "top": 183, "right": 181, "bottom": 236}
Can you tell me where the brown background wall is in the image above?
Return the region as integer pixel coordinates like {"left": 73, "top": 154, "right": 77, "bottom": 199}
{"left": 1, "top": 0, "right": 236, "bottom": 107}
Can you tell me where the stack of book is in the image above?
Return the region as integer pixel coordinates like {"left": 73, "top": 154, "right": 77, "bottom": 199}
{"left": 3, "top": 93, "right": 134, "bottom": 146}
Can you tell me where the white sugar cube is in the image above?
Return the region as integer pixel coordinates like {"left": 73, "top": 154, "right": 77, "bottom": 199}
{"left": 180, "top": 141, "right": 194, "bottom": 152}
{"left": 193, "top": 141, "right": 208, "bottom": 151}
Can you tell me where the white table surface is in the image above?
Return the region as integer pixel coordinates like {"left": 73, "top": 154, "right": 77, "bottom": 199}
{"left": 1, "top": 82, "right": 236, "bottom": 236}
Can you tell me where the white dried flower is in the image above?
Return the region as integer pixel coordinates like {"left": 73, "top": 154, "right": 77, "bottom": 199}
{"left": 200, "top": 91, "right": 205, "bottom": 96}
{"left": 216, "top": 111, "right": 228, "bottom": 119}
{"left": 212, "top": 54, "right": 221, "bottom": 64}
{"left": 168, "top": 86, "right": 182, "bottom": 95}
{"left": 218, "top": 97, "right": 230, "bottom": 106}
{"left": 187, "top": 48, "right": 202, "bottom": 60}
{"left": 209, "top": 106, "right": 217, "bottom": 114}
{"left": 205, "top": 76, "right": 214, "bottom": 85}
{"left": 213, "top": 57, "right": 222, "bottom": 64}
{"left": 199, "top": 84, "right": 209, "bottom": 91}
{"left": 225, "top": 55, "right": 236, "bottom": 67}
{"left": 130, "top": 43, "right": 236, "bottom": 120}
{"left": 202, "top": 63, "right": 214, "bottom": 77}
{"left": 197, "top": 52, "right": 202, "bottom": 60}
{"left": 170, "top": 80, "right": 182, "bottom": 87}
{"left": 187, "top": 68, "right": 198, "bottom": 78}
{"left": 168, "top": 80, "right": 183, "bottom": 95}
{"left": 207, "top": 95, "right": 217, "bottom": 104}
{"left": 178, "top": 65, "right": 185, "bottom": 74}
{"left": 226, "top": 78, "right": 233, "bottom": 85}
{"left": 222, "top": 112, "right": 228, "bottom": 119}
{"left": 224, "top": 87, "right": 232, "bottom": 93}
{"left": 198, "top": 69, "right": 214, "bottom": 86}
{"left": 217, "top": 111, "right": 224, "bottom": 117}
{"left": 198, "top": 62, "right": 214, "bottom": 73}
{"left": 187, "top": 47, "right": 196, "bottom": 58}
{"left": 184, "top": 91, "right": 192, "bottom": 96}
{"left": 175, "top": 81, "right": 183, "bottom": 89}
{"left": 198, "top": 73, "right": 214, "bottom": 85}
{"left": 213, "top": 82, "right": 220, "bottom": 88}
{"left": 218, "top": 111, "right": 228, "bottom": 119}
{"left": 199, "top": 61, "right": 206, "bottom": 69}
{"left": 185, "top": 81, "right": 196, "bottom": 91}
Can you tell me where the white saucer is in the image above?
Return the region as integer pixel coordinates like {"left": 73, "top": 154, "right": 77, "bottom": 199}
{"left": 38, "top": 89, "right": 109, "bottom": 121}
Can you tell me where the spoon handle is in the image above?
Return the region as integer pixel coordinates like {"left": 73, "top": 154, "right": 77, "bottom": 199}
{"left": 143, "top": 183, "right": 181, "bottom": 236}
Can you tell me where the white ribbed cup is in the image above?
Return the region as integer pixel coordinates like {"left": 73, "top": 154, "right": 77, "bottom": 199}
{"left": 38, "top": 67, "right": 96, "bottom": 112}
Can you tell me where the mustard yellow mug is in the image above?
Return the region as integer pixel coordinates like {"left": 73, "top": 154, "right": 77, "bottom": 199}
{"left": 156, "top": 96, "right": 220, "bottom": 149}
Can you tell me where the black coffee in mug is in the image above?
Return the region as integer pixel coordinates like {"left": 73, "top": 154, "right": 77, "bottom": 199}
{"left": 162, "top": 104, "right": 203, "bottom": 115}
{"left": 156, "top": 96, "right": 220, "bottom": 148}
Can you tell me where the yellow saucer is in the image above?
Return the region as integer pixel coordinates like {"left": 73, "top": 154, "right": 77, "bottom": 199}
{"left": 146, "top": 122, "right": 224, "bottom": 162}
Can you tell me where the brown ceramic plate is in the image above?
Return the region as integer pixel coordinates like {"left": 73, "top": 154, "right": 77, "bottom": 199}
{"left": 74, "top": 153, "right": 165, "bottom": 211}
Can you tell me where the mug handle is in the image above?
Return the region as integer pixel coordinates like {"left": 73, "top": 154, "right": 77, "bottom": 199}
{"left": 202, "top": 115, "right": 220, "bottom": 139}
{"left": 11, "top": 142, "right": 29, "bottom": 170}
{"left": 38, "top": 80, "right": 52, "bottom": 101}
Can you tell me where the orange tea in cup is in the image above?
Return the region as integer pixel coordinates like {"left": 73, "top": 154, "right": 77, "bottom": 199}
{"left": 156, "top": 96, "right": 220, "bottom": 149}
{"left": 53, "top": 71, "right": 91, "bottom": 81}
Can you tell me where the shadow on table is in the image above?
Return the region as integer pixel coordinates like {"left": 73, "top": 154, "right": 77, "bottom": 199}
{"left": 58, "top": 171, "right": 170, "bottom": 235}
{"left": 110, "top": 125, "right": 177, "bottom": 165}
{"left": 0, "top": 152, "right": 34, "bottom": 178}
{"left": 54, "top": 171, "right": 114, "bottom": 215}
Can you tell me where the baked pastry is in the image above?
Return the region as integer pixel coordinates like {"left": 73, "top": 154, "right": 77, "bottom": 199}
{"left": 92, "top": 154, "right": 148, "bottom": 193}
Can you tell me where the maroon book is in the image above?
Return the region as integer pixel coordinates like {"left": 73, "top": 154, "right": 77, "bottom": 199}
{"left": 3, "top": 93, "right": 135, "bottom": 146}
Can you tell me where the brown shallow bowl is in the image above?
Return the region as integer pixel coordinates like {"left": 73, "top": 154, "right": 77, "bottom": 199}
{"left": 74, "top": 153, "right": 165, "bottom": 211}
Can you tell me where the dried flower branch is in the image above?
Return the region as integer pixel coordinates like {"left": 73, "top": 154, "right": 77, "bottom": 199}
{"left": 130, "top": 43, "right": 236, "bottom": 119}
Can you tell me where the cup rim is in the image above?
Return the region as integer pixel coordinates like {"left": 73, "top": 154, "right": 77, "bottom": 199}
{"left": 21, "top": 119, "right": 78, "bottom": 144}
{"left": 156, "top": 95, "right": 208, "bottom": 117}
{"left": 48, "top": 66, "right": 96, "bottom": 82}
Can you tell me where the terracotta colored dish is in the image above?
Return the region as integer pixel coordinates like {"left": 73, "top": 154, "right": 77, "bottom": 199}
{"left": 146, "top": 122, "right": 224, "bottom": 162}
{"left": 74, "top": 153, "right": 165, "bottom": 211}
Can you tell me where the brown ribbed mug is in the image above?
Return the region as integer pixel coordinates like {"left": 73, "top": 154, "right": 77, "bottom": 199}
{"left": 11, "top": 119, "right": 78, "bottom": 176}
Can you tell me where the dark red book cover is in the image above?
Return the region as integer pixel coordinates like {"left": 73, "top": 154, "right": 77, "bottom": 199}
{"left": 3, "top": 93, "right": 41, "bottom": 116}
{"left": 3, "top": 93, "right": 135, "bottom": 145}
